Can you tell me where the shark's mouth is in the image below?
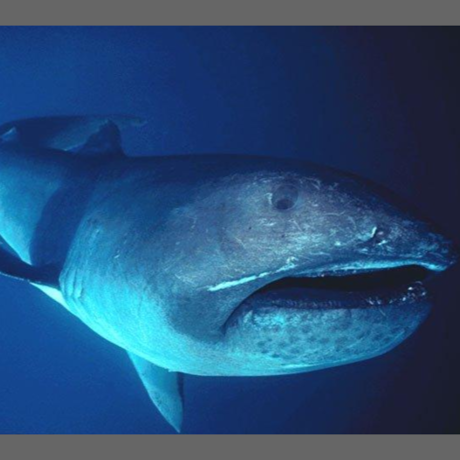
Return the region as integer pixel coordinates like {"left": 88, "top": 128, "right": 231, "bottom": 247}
{"left": 229, "top": 265, "right": 434, "bottom": 322}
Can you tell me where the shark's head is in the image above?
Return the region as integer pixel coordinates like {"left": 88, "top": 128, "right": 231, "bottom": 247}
{"left": 105, "top": 155, "right": 459, "bottom": 376}
{"left": 143, "top": 155, "right": 457, "bottom": 376}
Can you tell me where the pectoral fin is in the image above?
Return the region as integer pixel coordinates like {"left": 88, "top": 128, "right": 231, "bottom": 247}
{"left": 0, "top": 241, "right": 59, "bottom": 288}
{"left": 128, "top": 352, "right": 184, "bottom": 432}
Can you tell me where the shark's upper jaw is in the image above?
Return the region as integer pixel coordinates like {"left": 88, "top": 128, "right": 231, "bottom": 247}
{"left": 230, "top": 265, "right": 430, "bottom": 319}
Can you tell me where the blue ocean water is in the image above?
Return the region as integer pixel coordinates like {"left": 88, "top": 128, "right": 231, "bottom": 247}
{"left": 0, "top": 26, "right": 458, "bottom": 434}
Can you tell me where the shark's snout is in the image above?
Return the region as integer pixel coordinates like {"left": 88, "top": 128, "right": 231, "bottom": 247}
{"left": 420, "top": 226, "right": 459, "bottom": 270}
{"left": 355, "top": 222, "right": 457, "bottom": 273}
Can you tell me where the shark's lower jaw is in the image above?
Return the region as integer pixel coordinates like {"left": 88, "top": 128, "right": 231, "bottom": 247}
{"left": 220, "top": 264, "right": 436, "bottom": 376}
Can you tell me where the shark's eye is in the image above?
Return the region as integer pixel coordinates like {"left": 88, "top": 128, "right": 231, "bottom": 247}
{"left": 271, "top": 184, "right": 299, "bottom": 211}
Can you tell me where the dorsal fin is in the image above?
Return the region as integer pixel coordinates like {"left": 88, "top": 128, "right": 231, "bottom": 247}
{"left": 77, "top": 121, "right": 123, "bottom": 156}
{"left": 0, "top": 127, "right": 19, "bottom": 144}
{"left": 0, "top": 115, "right": 145, "bottom": 152}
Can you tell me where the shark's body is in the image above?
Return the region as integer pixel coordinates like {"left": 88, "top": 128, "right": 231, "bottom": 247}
{"left": 0, "top": 116, "right": 457, "bottom": 431}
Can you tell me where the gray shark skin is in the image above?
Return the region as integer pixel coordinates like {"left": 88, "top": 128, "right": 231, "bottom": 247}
{"left": 0, "top": 116, "right": 457, "bottom": 432}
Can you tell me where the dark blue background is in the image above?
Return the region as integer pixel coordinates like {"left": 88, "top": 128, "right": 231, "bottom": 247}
{"left": 0, "top": 26, "right": 458, "bottom": 434}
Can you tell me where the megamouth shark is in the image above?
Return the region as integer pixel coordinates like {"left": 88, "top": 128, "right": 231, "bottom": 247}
{"left": 0, "top": 116, "right": 457, "bottom": 431}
